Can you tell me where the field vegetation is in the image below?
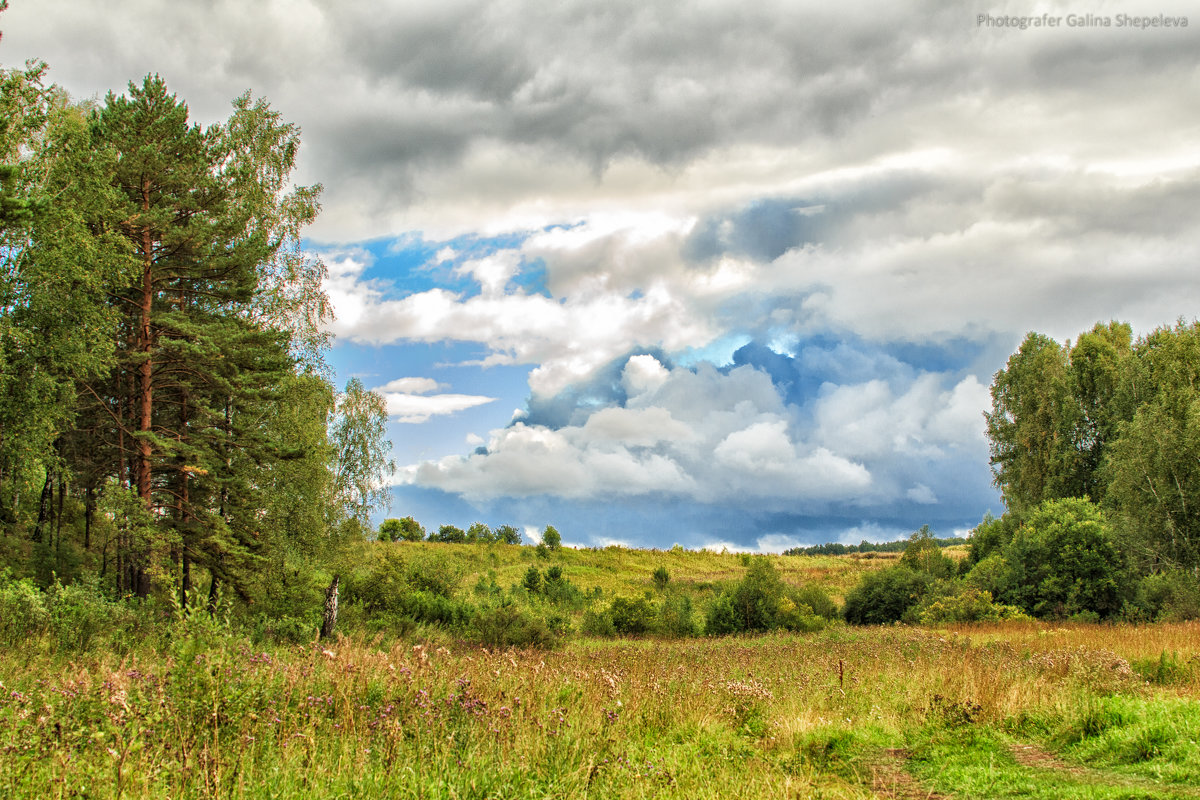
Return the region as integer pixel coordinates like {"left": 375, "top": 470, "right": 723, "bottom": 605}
{"left": 3, "top": 591, "right": 1198, "bottom": 798}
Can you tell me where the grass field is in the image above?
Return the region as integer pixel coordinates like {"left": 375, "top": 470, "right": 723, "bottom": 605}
{"left": 350, "top": 539, "right": 915, "bottom": 605}
{"left": 3, "top": 615, "right": 1198, "bottom": 799}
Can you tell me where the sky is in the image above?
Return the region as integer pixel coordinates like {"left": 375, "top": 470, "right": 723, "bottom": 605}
{"left": 4, "top": 1, "right": 1199, "bottom": 551}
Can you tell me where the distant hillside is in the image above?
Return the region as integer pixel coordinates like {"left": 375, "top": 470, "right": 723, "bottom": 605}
{"left": 357, "top": 539, "right": 900, "bottom": 605}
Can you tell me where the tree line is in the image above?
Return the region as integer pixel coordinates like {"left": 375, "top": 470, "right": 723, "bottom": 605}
{"left": 377, "top": 518, "right": 562, "bottom": 547}
{"left": 0, "top": 62, "right": 393, "bottom": 615}
{"left": 840, "top": 319, "right": 1200, "bottom": 625}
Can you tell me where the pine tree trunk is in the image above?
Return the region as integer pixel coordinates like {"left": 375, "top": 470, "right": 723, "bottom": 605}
{"left": 320, "top": 575, "right": 340, "bottom": 640}
{"left": 83, "top": 484, "right": 93, "bottom": 551}
{"left": 207, "top": 573, "right": 220, "bottom": 617}
{"left": 135, "top": 182, "right": 155, "bottom": 597}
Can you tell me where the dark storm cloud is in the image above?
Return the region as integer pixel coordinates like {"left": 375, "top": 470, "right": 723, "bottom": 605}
{"left": 9, "top": 1, "right": 1198, "bottom": 241}
{"left": 296, "top": 0, "right": 997, "bottom": 194}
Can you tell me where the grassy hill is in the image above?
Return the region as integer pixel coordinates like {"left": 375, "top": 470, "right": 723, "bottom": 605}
{"left": 351, "top": 538, "right": 916, "bottom": 607}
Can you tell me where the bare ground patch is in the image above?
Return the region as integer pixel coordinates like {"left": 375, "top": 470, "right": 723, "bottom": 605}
{"left": 1007, "top": 741, "right": 1200, "bottom": 798}
{"left": 865, "top": 748, "right": 949, "bottom": 800}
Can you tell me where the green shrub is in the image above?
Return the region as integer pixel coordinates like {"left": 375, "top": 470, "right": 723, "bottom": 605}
{"left": 580, "top": 607, "right": 616, "bottom": 637}
{"left": 253, "top": 613, "right": 317, "bottom": 644}
{"left": 900, "top": 525, "right": 956, "bottom": 579}
{"left": 794, "top": 584, "right": 838, "bottom": 620}
{"left": 466, "top": 522, "right": 493, "bottom": 543}
{"left": 652, "top": 566, "right": 670, "bottom": 591}
{"left": 730, "top": 557, "right": 785, "bottom": 631}
{"left": 430, "top": 524, "right": 467, "bottom": 543}
{"left": 915, "top": 587, "right": 1031, "bottom": 624}
{"left": 609, "top": 595, "right": 656, "bottom": 635}
{"left": 378, "top": 516, "right": 425, "bottom": 541}
{"left": 542, "top": 566, "right": 584, "bottom": 607}
{"left": 843, "top": 566, "right": 931, "bottom": 625}
{"left": 495, "top": 524, "right": 522, "bottom": 545}
{"left": 0, "top": 572, "right": 50, "bottom": 644}
{"left": 404, "top": 552, "right": 462, "bottom": 598}
{"left": 1002, "top": 497, "right": 1128, "bottom": 619}
{"left": 704, "top": 594, "right": 741, "bottom": 635}
{"left": 966, "top": 511, "right": 1019, "bottom": 566}
{"left": 776, "top": 596, "right": 828, "bottom": 632}
{"left": 394, "top": 590, "right": 474, "bottom": 627}
{"left": 658, "top": 593, "right": 697, "bottom": 637}
{"left": 963, "top": 553, "right": 1011, "bottom": 596}
{"left": 47, "top": 580, "right": 121, "bottom": 652}
{"left": 522, "top": 565, "right": 544, "bottom": 594}
{"left": 1127, "top": 570, "right": 1200, "bottom": 621}
{"left": 473, "top": 570, "right": 503, "bottom": 598}
{"left": 471, "top": 602, "right": 558, "bottom": 649}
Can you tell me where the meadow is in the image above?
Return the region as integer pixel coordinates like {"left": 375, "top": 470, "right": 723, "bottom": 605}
{"left": 3, "top": 613, "right": 1198, "bottom": 799}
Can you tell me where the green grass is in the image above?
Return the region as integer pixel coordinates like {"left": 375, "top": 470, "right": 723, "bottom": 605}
{"left": 3, "top": 620, "right": 1199, "bottom": 799}
{"left": 375, "top": 539, "right": 893, "bottom": 604}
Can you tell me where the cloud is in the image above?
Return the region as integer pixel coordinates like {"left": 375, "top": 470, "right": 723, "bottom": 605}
{"left": 375, "top": 375, "right": 496, "bottom": 423}
{"left": 907, "top": 484, "right": 938, "bottom": 505}
{"left": 15, "top": 0, "right": 1197, "bottom": 245}
{"left": 318, "top": 153, "right": 1200, "bottom": 412}
{"left": 376, "top": 377, "right": 446, "bottom": 394}
{"left": 404, "top": 347, "right": 995, "bottom": 517}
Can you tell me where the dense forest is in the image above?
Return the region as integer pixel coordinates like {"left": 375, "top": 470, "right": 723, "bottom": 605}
{"left": 2, "top": 58, "right": 1198, "bottom": 648}
{"left": 0, "top": 62, "right": 394, "bottom": 620}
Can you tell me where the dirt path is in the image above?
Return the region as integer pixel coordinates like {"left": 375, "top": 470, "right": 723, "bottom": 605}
{"left": 862, "top": 742, "right": 1200, "bottom": 799}
{"left": 1007, "top": 741, "right": 1200, "bottom": 799}
{"left": 865, "top": 748, "right": 949, "bottom": 800}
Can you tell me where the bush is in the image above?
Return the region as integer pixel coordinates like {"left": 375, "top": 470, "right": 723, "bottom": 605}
{"left": 378, "top": 516, "right": 425, "bottom": 542}
{"left": 394, "top": 590, "right": 473, "bottom": 628}
{"left": 466, "top": 522, "right": 493, "bottom": 543}
{"left": 963, "top": 553, "right": 1011, "bottom": 597}
{"left": 794, "top": 584, "right": 839, "bottom": 621}
{"left": 252, "top": 613, "right": 317, "bottom": 644}
{"left": 609, "top": 595, "right": 656, "bottom": 635}
{"left": 542, "top": 566, "right": 584, "bottom": 607}
{"left": 430, "top": 524, "right": 467, "bottom": 543}
{"left": 915, "top": 587, "right": 1031, "bottom": 624}
{"left": 495, "top": 525, "right": 522, "bottom": 545}
{"left": 47, "top": 580, "right": 127, "bottom": 652}
{"left": 776, "top": 596, "right": 829, "bottom": 632}
{"left": 0, "top": 572, "right": 50, "bottom": 644}
{"left": 704, "top": 594, "right": 741, "bottom": 636}
{"left": 473, "top": 570, "right": 503, "bottom": 599}
{"left": 580, "top": 607, "right": 617, "bottom": 637}
{"left": 730, "top": 557, "right": 786, "bottom": 631}
{"left": 1003, "top": 497, "right": 1128, "bottom": 619}
{"left": 1126, "top": 570, "right": 1200, "bottom": 621}
{"left": 900, "top": 525, "right": 956, "bottom": 579}
{"left": 658, "top": 594, "right": 697, "bottom": 637}
{"left": 652, "top": 566, "right": 670, "bottom": 591}
{"left": 471, "top": 602, "right": 558, "bottom": 649}
{"left": 967, "top": 512, "right": 1019, "bottom": 566}
{"left": 843, "top": 566, "right": 931, "bottom": 625}
{"left": 522, "top": 565, "right": 544, "bottom": 594}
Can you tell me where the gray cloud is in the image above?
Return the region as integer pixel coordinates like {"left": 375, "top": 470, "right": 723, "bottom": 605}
{"left": 8, "top": 0, "right": 1198, "bottom": 241}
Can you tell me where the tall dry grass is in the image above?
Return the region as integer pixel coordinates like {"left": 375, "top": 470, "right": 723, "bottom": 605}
{"left": 4, "top": 620, "right": 1196, "bottom": 799}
